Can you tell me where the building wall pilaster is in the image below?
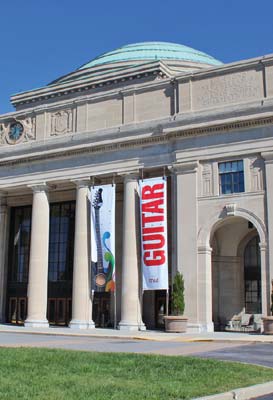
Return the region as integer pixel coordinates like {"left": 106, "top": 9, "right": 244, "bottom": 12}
{"left": 172, "top": 161, "right": 200, "bottom": 331}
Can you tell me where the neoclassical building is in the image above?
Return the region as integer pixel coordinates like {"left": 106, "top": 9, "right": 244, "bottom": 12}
{"left": 0, "top": 41, "right": 272, "bottom": 332}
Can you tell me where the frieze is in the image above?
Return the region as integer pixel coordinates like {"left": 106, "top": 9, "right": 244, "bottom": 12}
{"left": 51, "top": 109, "right": 73, "bottom": 136}
{"left": 0, "top": 117, "right": 36, "bottom": 145}
{"left": 1, "top": 115, "right": 273, "bottom": 167}
{"left": 194, "top": 71, "right": 262, "bottom": 110}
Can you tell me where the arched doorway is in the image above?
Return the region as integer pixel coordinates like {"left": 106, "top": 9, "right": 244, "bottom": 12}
{"left": 210, "top": 216, "right": 262, "bottom": 330}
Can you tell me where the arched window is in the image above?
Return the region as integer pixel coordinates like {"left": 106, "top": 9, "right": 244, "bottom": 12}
{"left": 244, "top": 236, "right": 261, "bottom": 313}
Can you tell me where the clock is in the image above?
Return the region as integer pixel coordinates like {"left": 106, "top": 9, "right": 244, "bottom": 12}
{"left": 8, "top": 122, "right": 24, "bottom": 143}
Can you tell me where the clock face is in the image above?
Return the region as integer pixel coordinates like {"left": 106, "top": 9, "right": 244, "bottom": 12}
{"left": 8, "top": 122, "right": 24, "bottom": 142}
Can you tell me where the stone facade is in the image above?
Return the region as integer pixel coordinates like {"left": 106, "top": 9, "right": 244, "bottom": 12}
{"left": 0, "top": 44, "right": 273, "bottom": 332}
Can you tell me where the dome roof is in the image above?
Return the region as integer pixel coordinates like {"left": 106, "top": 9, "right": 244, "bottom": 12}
{"left": 79, "top": 41, "right": 222, "bottom": 70}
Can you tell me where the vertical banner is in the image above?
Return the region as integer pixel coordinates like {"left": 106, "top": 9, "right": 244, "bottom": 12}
{"left": 90, "top": 184, "right": 116, "bottom": 292}
{"left": 140, "top": 177, "right": 169, "bottom": 291}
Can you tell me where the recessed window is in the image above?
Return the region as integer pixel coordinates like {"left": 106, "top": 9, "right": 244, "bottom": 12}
{"left": 8, "top": 206, "right": 32, "bottom": 283}
{"left": 219, "top": 160, "right": 244, "bottom": 195}
{"left": 244, "top": 236, "right": 261, "bottom": 314}
{"left": 48, "top": 201, "right": 75, "bottom": 282}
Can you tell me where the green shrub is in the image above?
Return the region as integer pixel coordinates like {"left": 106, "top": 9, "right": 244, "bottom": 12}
{"left": 172, "top": 272, "right": 185, "bottom": 315}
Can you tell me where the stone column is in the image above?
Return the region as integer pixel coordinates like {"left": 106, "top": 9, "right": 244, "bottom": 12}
{"left": 25, "top": 184, "right": 49, "bottom": 327}
{"left": 70, "top": 180, "right": 94, "bottom": 329}
{"left": 118, "top": 174, "right": 145, "bottom": 330}
{"left": 197, "top": 245, "right": 214, "bottom": 332}
{"left": 0, "top": 194, "right": 8, "bottom": 322}
{"left": 262, "top": 152, "right": 273, "bottom": 314}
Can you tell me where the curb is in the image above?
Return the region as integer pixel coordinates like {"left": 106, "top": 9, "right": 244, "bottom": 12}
{"left": 193, "top": 380, "right": 273, "bottom": 400}
{"left": 0, "top": 328, "right": 148, "bottom": 341}
{"left": 0, "top": 326, "right": 273, "bottom": 343}
{"left": 0, "top": 330, "right": 252, "bottom": 343}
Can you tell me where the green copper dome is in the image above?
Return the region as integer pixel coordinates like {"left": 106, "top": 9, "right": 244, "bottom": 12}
{"left": 79, "top": 41, "right": 222, "bottom": 70}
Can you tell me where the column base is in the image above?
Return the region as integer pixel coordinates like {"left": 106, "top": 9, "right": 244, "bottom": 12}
{"left": 186, "top": 322, "right": 214, "bottom": 333}
{"left": 24, "top": 319, "right": 49, "bottom": 328}
{"left": 118, "top": 321, "right": 146, "bottom": 331}
{"left": 69, "top": 320, "right": 95, "bottom": 329}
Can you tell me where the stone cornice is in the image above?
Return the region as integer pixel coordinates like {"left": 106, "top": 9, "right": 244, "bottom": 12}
{"left": 176, "top": 53, "right": 273, "bottom": 83}
{"left": 1, "top": 112, "right": 273, "bottom": 168}
{"left": 11, "top": 61, "right": 171, "bottom": 108}
{"left": 2, "top": 74, "right": 171, "bottom": 120}
{"left": 170, "top": 161, "right": 199, "bottom": 174}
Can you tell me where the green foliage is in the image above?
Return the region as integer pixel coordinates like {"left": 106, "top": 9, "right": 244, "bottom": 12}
{"left": 0, "top": 348, "right": 273, "bottom": 400}
{"left": 172, "top": 271, "right": 185, "bottom": 316}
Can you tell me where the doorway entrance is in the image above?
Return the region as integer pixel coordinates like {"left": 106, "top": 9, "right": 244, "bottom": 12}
{"left": 211, "top": 216, "right": 261, "bottom": 331}
{"left": 6, "top": 206, "right": 31, "bottom": 324}
{"left": 92, "top": 292, "right": 112, "bottom": 328}
{"left": 6, "top": 201, "right": 75, "bottom": 326}
{"left": 47, "top": 201, "right": 75, "bottom": 326}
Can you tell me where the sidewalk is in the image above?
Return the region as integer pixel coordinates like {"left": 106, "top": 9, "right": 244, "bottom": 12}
{"left": 1, "top": 323, "right": 273, "bottom": 343}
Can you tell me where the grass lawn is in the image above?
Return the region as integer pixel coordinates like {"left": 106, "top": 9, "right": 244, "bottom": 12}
{"left": 0, "top": 348, "right": 273, "bottom": 400}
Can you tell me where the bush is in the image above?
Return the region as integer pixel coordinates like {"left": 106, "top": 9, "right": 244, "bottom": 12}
{"left": 172, "top": 272, "right": 185, "bottom": 315}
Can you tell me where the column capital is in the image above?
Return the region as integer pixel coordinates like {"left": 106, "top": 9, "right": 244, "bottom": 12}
{"left": 118, "top": 170, "right": 139, "bottom": 183}
{"left": 71, "top": 178, "right": 90, "bottom": 189}
{"left": 261, "top": 151, "right": 273, "bottom": 163}
{"left": 259, "top": 242, "right": 267, "bottom": 251}
{"left": 0, "top": 191, "right": 7, "bottom": 207}
{"left": 198, "top": 245, "right": 212, "bottom": 255}
{"left": 170, "top": 161, "right": 199, "bottom": 175}
{"left": 27, "top": 182, "right": 48, "bottom": 193}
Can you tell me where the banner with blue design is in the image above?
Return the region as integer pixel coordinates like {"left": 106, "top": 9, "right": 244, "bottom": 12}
{"left": 90, "top": 184, "right": 116, "bottom": 292}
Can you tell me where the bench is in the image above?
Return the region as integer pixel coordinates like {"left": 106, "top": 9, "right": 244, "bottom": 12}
{"left": 225, "top": 313, "right": 263, "bottom": 333}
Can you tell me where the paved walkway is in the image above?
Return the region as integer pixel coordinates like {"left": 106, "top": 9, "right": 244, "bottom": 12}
{"left": 0, "top": 323, "right": 273, "bottom": 343}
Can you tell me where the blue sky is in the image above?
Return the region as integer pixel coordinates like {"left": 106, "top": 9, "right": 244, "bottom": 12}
{"left": 1, "top": 0, "right": 273, "bottom": 113}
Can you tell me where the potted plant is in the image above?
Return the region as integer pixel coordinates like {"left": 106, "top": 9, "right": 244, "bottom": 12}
{"left": 164, "top": 271, "right": 188, "bottom": 333}
{"left": 263, "top": 280, "right": 273, "bottom": 334}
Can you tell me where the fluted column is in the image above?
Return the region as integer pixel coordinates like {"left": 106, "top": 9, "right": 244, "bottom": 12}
{"left": 119, "top": 174, "right": 145, "bottom": 331}
{"left": 25, "top": 184, "right": 49, "bottom": 327}
{"left": 70, "top": 180, "right": 94, "bottom": 329}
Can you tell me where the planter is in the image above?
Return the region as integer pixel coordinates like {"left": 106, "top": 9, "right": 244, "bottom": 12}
{"left": 164, "top": 315, "right": 188, "bottom": 333}
{"left": 263, "top": 316, "right": 273, "bottom": 334}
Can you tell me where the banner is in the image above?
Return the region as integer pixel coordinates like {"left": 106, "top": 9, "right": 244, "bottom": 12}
{"left": 139, "top": 177, "right": 169, "bottom": 291}
{"left": 90, "top": 184, "right": 116, "bottom": 292}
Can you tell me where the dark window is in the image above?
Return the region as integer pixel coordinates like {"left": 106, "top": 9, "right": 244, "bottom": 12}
{"left": 219, "top": 160, "right": 244, "bottom": 195}
{"left": 244, "top": 236, "right": 261, "bottom": 313}
{"left": 8, "top": 206, "right": 32, "bottom": 283}
{"left": 48, "top": 201, "right": 75, "bottom": 282}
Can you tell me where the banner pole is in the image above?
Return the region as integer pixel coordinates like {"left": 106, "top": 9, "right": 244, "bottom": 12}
{"left": 114, "top": 287, "right": 117, "bottom": 329}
